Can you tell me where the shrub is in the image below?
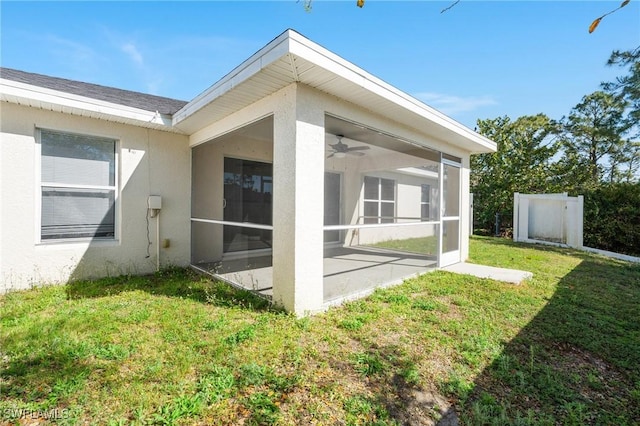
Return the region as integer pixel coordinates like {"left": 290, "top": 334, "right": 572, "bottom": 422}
{"left": 582, "top": 183, "right": 640, "bottom": 257}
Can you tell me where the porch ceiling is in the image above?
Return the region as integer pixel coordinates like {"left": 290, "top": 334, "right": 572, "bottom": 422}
{"left": 173, "top": 29, "right": 496, "bottom": 155}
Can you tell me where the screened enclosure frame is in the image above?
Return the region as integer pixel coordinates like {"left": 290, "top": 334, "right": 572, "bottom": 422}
{"left": 323, "top": 116, "right": 442, "bottom": 230}
{"left": 189, "top": 110, "right": 468, "bottom": 305}
{"left": 189, "top": 116, "right": 275, "bottom": 294}
{"left": 319, "top": 114, "right": 447, "bottom": 305}
{"left": 323, "top": 114, "right": 464, "bottom": 273}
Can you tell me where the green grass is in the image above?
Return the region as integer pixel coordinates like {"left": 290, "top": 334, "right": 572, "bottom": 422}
{"left": 370, "top": 235, "right": 438, "bottom": 255}
{"left": 1, "top": 237, "right": 639, "bottom": 425}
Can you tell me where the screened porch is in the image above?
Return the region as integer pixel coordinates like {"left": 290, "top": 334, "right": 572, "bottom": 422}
{"left": 190, "top": 115, "right": 462, "bottom": 306}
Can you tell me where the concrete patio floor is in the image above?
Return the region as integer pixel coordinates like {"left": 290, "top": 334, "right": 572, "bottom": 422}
{"left": 193, "top": 246, "right": 438, "bottom": 304}
{"left": 322, "top": 246, "right": 437, "bottom": 304}
{"left": 192, "top": 249, "right": 533, "bottom": 307}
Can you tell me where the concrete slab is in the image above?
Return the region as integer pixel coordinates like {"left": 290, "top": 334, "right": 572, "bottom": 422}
{"left": 442, "top": 262, "right": 532, "bottom": 284}
{"left": 193, "top": 246, "right": 437, "bottom": 304}
{"left": 323, "top": 246, "right": 436, "bottom": 303}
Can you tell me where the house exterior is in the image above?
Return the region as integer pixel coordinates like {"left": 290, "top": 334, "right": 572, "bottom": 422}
{"left": 0, "top": 29, "right": 496, "bottom": 315}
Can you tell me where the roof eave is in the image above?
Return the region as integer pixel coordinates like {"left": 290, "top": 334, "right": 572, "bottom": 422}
{"left": 288, "top": 31, "right": 497, "bottom": 154}
{"left": 172, "top": 30, "right": 293, "bottom": 125}
{"left": 0, "top": 78, "right": 183, "bottom": 133}
{"left": 173, "top": 29, "right": 497, "bottom": 154}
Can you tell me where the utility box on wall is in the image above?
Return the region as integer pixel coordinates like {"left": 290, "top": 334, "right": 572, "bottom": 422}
{"left": 148, "top": 195, "right": 162, "bottom": 210}
{"left": 513, "top": 192, "right": 584, "bottom": 248}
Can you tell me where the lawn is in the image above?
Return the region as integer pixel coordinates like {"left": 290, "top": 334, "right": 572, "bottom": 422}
{"left": 1, "top": 237, "right": 639, "bottom": 425}
{"left": 371, "top": 235, "right": 438, "bottom": 256}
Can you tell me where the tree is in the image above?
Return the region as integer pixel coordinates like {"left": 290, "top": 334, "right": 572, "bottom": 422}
{"left": 560, "top": 91, "right": 630, "bottom": 187}
{"left": 603, "top": 47, "right": 640, "bottom": 135}
{"left": 604, "top": 47, "right": 640, "bottom": 181}
{"left": 611, "top": 140, "right": 640, "bottom": 182}
{"left": 582, "top": 183, "right": 640, "bottom": 256}
{"left": 471, "top": 114, "right": 560, "bottom": 231}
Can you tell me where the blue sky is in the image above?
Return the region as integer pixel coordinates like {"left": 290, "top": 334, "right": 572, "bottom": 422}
{"left": 1, "top": 1, "right": 638, "bottom": 128}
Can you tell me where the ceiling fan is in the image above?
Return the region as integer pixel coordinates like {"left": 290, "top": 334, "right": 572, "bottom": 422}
{"left": 327, "top": 135, "right": 370, "bottom": 158}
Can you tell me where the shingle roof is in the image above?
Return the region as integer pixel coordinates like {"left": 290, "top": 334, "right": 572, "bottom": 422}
{"left": 0, "top": 67, "right": 188, "bottom": 115}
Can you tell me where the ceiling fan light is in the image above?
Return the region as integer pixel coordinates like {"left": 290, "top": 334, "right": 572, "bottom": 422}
{"left": 334, "top": 152, "right": 346, "bottom": 158}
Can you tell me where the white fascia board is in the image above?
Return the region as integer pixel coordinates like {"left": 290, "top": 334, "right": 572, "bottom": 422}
{"left": 171, "top": 29, "right": 496, "bottom": 153}
{"left": 172, "top": 30, "right": 294, "bottom": 125}
{"left": 286, "top": 32, "right": 496, "bottom": 153}
{"left": 0, "top": 78, "right": 176, "bottom": 130}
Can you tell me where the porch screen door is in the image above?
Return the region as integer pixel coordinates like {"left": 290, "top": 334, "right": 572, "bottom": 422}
{"left": 439, "top": 160, "right": 461, "bottom": 267}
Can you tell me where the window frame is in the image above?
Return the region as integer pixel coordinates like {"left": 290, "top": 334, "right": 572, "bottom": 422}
{"left": 420, "top": 184, "right": 431, "bottom": 221}
{"left": 362, "top": 176, "right": 396, "bottom": 224}
{"left": 36, "top": 128, "right": 119, "bottom": 244}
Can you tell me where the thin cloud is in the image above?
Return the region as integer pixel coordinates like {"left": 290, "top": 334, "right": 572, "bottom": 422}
{"left": 44, "top": 34, "right": 99, "bottom": 65}
{"left": 414, "top": 92, "right": 498, "bottom": 115}
{"left": 121, "top": 42, "right": 144, "bottom": 67}
{"left": 33, "top": 34, "right": 112, "bottom": 82}
{"left": 99, "top": 27, "right": 160, "bottom": 93}
{"left": 41, "top": 26, "right": 256, "bottom": 98}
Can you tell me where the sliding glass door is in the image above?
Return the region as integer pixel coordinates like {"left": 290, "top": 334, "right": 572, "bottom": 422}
{"left": 223, "top": 157, "right": 273, "bottom": 252}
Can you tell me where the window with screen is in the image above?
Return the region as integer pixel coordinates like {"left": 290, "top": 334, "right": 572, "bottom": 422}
{"left": 40, "top": 129, "right": 116, "bottom": 240}
{"left": 421, "top": 184, "right": 431, "bottom": 221}
{"left": 363, "top": 176, "right": 395, "bottom": 224}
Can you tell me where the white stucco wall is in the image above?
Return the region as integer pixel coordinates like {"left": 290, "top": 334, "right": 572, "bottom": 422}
{"left": 0, "top": 103, "right": 191, "bottom": 291}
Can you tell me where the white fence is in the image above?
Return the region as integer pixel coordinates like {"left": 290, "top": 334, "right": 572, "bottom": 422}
{"left": 513, "top": 192, "right": 583, "bottom": 248}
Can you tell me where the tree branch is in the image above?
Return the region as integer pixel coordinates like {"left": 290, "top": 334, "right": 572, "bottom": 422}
{"left": 441, "top": 0, "right": 460, "bottom": 14}
{"left": 590, "top": 0, "right": 631, "bottom": 33}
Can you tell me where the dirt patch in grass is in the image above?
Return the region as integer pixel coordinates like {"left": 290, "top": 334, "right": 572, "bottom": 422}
{"left": 550, "top": 343, "right": 635, "bottom": 407}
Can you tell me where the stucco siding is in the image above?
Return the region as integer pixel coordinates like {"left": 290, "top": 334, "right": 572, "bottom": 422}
{"left": 0, "top": 103, "right": 191, "bottom": 291}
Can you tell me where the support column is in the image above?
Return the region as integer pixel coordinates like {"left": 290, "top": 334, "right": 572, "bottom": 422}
{"left": 272, "top": 85, "right": 325, "bottom": 315}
